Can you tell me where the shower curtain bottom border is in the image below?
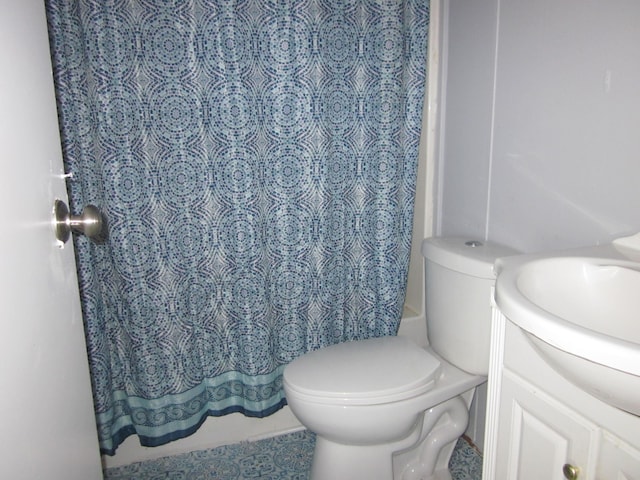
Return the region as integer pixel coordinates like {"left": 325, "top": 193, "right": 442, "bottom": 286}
{"left": 100, "top": 398, "right": 289, "bottom": 457}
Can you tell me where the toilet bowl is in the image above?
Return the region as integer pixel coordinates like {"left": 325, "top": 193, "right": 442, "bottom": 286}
{"left": 283, "top": 237, "right": 518, "bottom": 480}
{"left": 284, "top": 337, "right": 483, "bottom": 480}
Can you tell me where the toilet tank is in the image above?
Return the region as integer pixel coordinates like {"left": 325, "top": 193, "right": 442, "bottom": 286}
{"left": 421, "top": 237, "right": 518, "bottom": 375}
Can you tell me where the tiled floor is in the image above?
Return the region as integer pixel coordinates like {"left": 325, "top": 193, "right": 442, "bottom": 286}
{"left": 104, "top": 430, "right": 482, "bottom": 479}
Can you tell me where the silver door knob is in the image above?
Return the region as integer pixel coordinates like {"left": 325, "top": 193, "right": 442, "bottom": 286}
{"left": 54, "top": 199, "right": 108, "bottom": 244}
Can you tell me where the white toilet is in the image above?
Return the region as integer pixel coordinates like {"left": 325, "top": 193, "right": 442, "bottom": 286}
{"left": 283, "top": 237, "right": 517, "bottom": 480}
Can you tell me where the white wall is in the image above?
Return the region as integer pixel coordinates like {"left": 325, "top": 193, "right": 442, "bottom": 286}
{"left": 437, "top": 0, "right": 498, "bottom": 239}
{"left": 438, "top": 0, "right": 640, "bottom": 252}
{"left": 435, "top": 0, "right": 640, "bottom": 452}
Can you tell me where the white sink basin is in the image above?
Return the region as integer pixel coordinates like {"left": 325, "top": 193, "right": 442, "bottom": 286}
{"left": 495, "top": 235, "right": 640, "bottom": 417}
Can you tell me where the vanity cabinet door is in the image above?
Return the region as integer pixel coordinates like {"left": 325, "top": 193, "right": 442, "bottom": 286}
{"left": 597, "top": 431, "right": 640, "bottom": 480}
{"left": 495, "top": 371, "right": 598, "bottom": 480}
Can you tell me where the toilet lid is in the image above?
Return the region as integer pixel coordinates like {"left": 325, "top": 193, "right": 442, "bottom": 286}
{"left": 283, "top": 336, "right": 441, "bottom": 405}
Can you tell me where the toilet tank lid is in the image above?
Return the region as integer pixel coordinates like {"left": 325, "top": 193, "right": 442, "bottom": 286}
{"left": 421, "top": 237, "right": 519, "bottom": 278}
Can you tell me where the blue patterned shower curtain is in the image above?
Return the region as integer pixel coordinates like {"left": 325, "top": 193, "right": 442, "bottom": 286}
{"left": 46, "top": 0, "right": 429, "bottom": 455}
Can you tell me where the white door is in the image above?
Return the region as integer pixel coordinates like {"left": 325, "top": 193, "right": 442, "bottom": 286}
{"left": 0, "top": 1, "right": 103, "bottom": 479}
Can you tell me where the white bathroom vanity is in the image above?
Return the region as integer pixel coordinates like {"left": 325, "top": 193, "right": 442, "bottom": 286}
{"left": 483, "top": 238, "right": 640, "bottom": 479}
{"left": 484, "top": 313, "right": 640, "bottom": 479}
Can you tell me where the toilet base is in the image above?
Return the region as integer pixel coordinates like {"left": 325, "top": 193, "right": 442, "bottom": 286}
{"left": 427, "top": 470, "right": 453, "bottom": 480}
{"left": 309, "top": 447, "right": 456, "bottom": 480}
{"left": 394, "top": 392, "right": 473, "bottom": 480}
{"left": 311, "top": 438, "right": 395, "bottom": 480}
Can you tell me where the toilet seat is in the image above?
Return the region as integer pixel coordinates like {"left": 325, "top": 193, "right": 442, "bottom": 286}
{"left": 283, "top": 336, "right": 441, "bottom": 406}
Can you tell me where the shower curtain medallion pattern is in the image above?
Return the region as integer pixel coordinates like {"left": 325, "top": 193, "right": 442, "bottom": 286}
{"left": 46, "top": 0, "right": 429, "bottom": 455}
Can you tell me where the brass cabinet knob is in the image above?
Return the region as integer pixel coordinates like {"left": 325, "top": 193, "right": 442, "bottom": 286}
{"left": 562, "top": 463, "right": 580, "bottom": 480}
